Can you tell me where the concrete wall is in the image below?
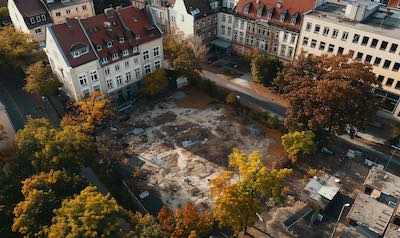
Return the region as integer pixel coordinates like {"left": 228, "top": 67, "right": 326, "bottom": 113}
{"left": 172, "top": 0, "right": 194, "bottom": 37}
{"left": 0, "top": 102, "right": 15, "bottom": 149}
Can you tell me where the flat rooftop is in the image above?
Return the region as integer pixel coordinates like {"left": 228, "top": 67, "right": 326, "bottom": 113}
{"left": 347, "top": 193, "right": 395, "bottom": 236}
{"left": 307, "top": 1, "right": 400, "bottom": 39}
{"left": 364, "top": 167, "right": 400, "bottom": 199}
{"left": 303, "top": 172, "right": 341, "bottom": 209}
{"left": 384, "top": 223, "right": 400, "bottom": 238}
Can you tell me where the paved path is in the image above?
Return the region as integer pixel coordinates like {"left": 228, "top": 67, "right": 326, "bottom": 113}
{"left": 200, "top": 70, "right": 400, "bottom": 174}
{"left": 81, "top": 167, "right": 110, "bottom": 195}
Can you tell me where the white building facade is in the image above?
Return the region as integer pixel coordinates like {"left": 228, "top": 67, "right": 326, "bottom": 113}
{"left": 45, "top": 6, "right": 163, "bottom": 101}
{"left": 297, "top": 0, "right": 400, "bottom": 120}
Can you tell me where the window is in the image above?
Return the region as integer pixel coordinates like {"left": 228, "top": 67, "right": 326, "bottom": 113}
{"left": 319, "top": 42, "right": 326, "bottom": 51}
{"left": 133, "top": 56, "right": 139, "bottom": 64}
{"left": 124, "top": 71, "right": 131, "bottom": 83}
{"left": 222, "top": 14, "right": 226, "bottom": 22}
{"left": 143, "top": 50, "right": 149, "bottom": 61}
{"left": 82, "top": 5, "right": 87, "bottom": 10}
{"left": 390, "top": 44, "right": 398, "bottom": 53}
{"left": 323, "top": 27, "right": 330, "bottom": 36}
{"left": 155, "top": 60, "right": 161, "bottom": 69}
{"left": 290, "top": 35, "right": 296, "bottom": 44}
{"left": 104, "top": 67, "right": 110, "bottom": 75}
{"left": 314, "top": 24, "right": 320, "bottom": 33}
{"left": 228, "top": 15, "right": 232, "bottom": 23}
{"left": 119, "top": 37, "right": 125, "bottom": 43}
{"left": 396, "top": 81, "right": 400, "bottom": 90}
{"left": 374, "top": 88, "right": 399, "bottom": 112}
{"left": 383, "top": 60, "right": 392, "bottom": 69}
{"left": 153, "top": 46, "right": 160, "bottom": 57}
{"left": 305, "top": 22, "right": 312, "bottom": 31}
{"left": 361, "top": 36, "right": 369, "bottom": 45}
{"left": 39, "top": 41, "right": 45, "bottom": 47}
{"left": 56, "top": 12, "right": 61, "bottom": 17}
{"left": 144, "top": 64, "right": 151, "bottom": 75}
{"left": 116, "top": 75, "right": 122, "bottom": 86}
{"left": 352, "top": 34, "right": 360, "bottom": 43}
{"left": 93, "top": 85, "right": 100, "bottom": 92}
{"left": 107, "top": 41, "right": 112, "bottom": 48}
{"left": 272, "top": 43, "right": 278, "bottom": 53}
{"left": 41, "top": 15, "right": 46, "bottom": 21}
{"left": 341, "top": 32, "right": 348, "bottom": 41}
{"left": 82, "top": 89, "right": 90, "bottom": 97}
{"left": 332, "top": 29, "right": 338, "bottom": 38}
{"left": 288, "top": 47, "right": 294, "bottom": 57}
{"left": 393, "top": 62, "right": 400, "bottom": 72}
{"left": 227, "top": 27, "right": 231, "bottom": 36}
{"left": 101, "top": 57, "right": 108, "bottom": 64}
{"left": 377, "top": 75, "right": 384, "bottom": 83}
{"left": 283, "top": 32, "right": 288, "bottom": 42}
{"left": 115, "top": 64, "right": 120, "bottom": 71}
{"left": 36, "top": 16, "right": 41, "bottom": 22}
{"left": 380, "top": 41, "right": 388, "bottom": 50}
{"left": 135, "top": 68, "right": 140, "bottom": 78}
{"left": 338, "top": 47, "right": 344, "bottom": 54}
{"left": 97, "top": 45, "right": 102, "bottom": 51}
{"left": 125, "top": 60, "right": 129, "bottom": 68}
{"left": 132, "top": 46, "right": 139, "bottom": 54}
{"left": 328, "top": 44, "right": 334, "bottom": 53}
{"left": 123, "top": 49, "right": 129, "bottom": 56}
{"left": 374, "top": 57, "right": 382, "bottom": 66}
{"left": 89, "top": 71, "right": 98, "bottom": 82}
{"left": 386, "top": 77, "right": 394, "bottom": 86}
{"left": 356, "top": 52, "right": 363, "bottom": 60}
{"left": 302, "top": 37, "right": 309, "bottom": 46}
{"left": 280, "top": 45, "right": 286, "bottom": 56}
{"left": 106, "top": 79, "right": 113, "bottom": 89}
{"left": 34, "top": 28, "right": 42, "bottom": 34}
{"left": 112, "top": 53, "right": 119, "bottom": 60}
{"left": 311, "top": 39, "right": 317, "bottom": 48}
{"left": 30, "top": 17, "right": 35, "bottom": 24}
{"left": 371, "top": 38, "right": 378, "bottom": 48}
{"left": 79, "top": 75, "right": 87, "bottom": 86}
{"left": 365, "top": 55, "right": 372, "bottom": 63}
{"left": 66, "top": 9, "right": 71, "bottom": 15}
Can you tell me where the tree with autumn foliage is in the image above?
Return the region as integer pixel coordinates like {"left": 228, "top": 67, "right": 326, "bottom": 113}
{"left": 281, "top": 130, "right": 317, "bottom": 163}
{"left": 156, "top": 203, "right": 213, "bottom": 238}
{"left": 15, "top": 117, "right": 95, "bottom": 173}
{"left": 47, "top": 186, "right": 127, "bottom": 238}
{"left": 251, "top": 54, "right": 282, "bottom": 85}
{"left": 12, "top": 170, "right": 86, "bottom": 237}
{"left": 282, "top": 52, "right": 379, "bottom": 136}
{"left": 141, "top": 68, "right": 169, "bottom": 96}
{"left": 61, "top": 92, "right": 113, "bottom": 134}
{"left": 24, "top": 61, "right": 60, "bottom": 96}
{"left": 129, "top": 212, "right": 166, "bottom": 238}
{"left": 0, "top": 25, "right": 37, "bottom": 69}
{"left": 210, "top": 149, "right": 292, "bottom": 234}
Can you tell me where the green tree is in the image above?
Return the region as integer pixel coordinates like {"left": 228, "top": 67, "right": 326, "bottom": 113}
{"left": 47, "top": 186, "right": 127, "bottom": 238}
{"left": 24, "top": 61, "right": 60, "bottom": 96}
{"left": 16, "top": 117, "right": 95, "bottom": 173}
{"left": 251, "top": 55, "right": 282, "bottom": 85}
{"left": 281, "top": 130, "right": 317, "bottom": 163}
{"left": 210, "top": 149, "right": 291, "bottom": 233}
{"left": 0, "top": 7, "right": 10, "bottom": 26}
{"left": 0, "top": 25, "right": 37, "bottom": 69}
{"left": 130, "top": 212, "right": 166, "bottom": 238}
{"left": 141, "top": 68, "right": 169, "bottom": 96}
{"left": 282, "top": 53, "right": 379, "bottom": 136}
{"left": 12, "top": 170, "right": 86, "bottom": 237}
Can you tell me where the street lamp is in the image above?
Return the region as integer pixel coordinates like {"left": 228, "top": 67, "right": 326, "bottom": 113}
{"left": 385, "top": 145, "right": 400, "bottom": 171}
{"left": 330, "top": 203, "right": 351, "bottom": 238}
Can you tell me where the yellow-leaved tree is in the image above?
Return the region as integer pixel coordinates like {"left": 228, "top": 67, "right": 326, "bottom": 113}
{"left": 210, "top": 149, "right": 292, "bottom": 234}
{"left": 141, "top": 68, "right": 169, "bottom": 96}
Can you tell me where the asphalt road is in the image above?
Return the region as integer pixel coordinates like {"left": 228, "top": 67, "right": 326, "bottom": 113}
{"left": 0, "top": 71, "right": 58, "bottom": 130}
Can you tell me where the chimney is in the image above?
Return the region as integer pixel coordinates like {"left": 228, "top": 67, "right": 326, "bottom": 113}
{"left": 104, "top": 7, "right": 115, "bottom": 19}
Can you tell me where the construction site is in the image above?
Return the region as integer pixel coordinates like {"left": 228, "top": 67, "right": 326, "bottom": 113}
{"left": 113, "top": 89, "right": 287, "bottom": 209}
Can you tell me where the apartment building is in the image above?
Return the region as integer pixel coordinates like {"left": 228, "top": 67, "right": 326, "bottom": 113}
{"left": 45, "top": 6, "right": 163, "bottom": 101}
{"left": 132, "top": 0, "right": 175, "bottom": 33}
{"left": 8, "top": 0, "right": 95, "bottom": 47}
{"left": 297, "top": 0, "right": 400, "bottom": 120}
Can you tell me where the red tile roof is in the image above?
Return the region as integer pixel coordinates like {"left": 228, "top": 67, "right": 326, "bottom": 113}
{"left": 235, "top": 0, "right": 317, "bottom": 31}
{"left": 50, "top": 6, "right": 162, "bottom": 67}
{"left": 388, "top": 0, "right": 399, "bottom": 8}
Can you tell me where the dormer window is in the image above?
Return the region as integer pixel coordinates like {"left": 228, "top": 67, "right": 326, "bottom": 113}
{"left": 112, "top": 52, "right": 119, "bottom": 60}
{"left": 132, "top": 46, "right": 138, "bottom": 53}
{"left": 210, "top": 1, "right": 219, "bottom": 10}
{"left": 135, "top": 33, "right": 140, "bottom": 40}
{"left": 30, "top": 17, "right": 35, "bottom": 24}
{"left": 243, "top": 3, "right": 252, "bottom": 14}
{"left": 277, "top": 0, "right": 282, "bottom": 8}
{"left": 36, "top": 16, "right": 41, "bottom": 22}
{"left": 267, "top": 8, "right": 274, "bottom": 20}
{"left": 257, "top": 6, "right": 265, "bottom": 17}
{"left": 119, "top": 37, "right": 125, "bottom": 43}
{"left": 122, "top": 49, "right": 129, "bottom": 56}
{"left": 69, "top": 43, "right": 89, "bottom": 58}
{"left": 107, "top": 41, "right": 112, "bottom": 48}
{"left": 97, "top": 45, "right": 102, "bottom": 51}
{"left": 101, "top": 57, "right": 108, "bottom": 64}
{"left": 280, "top": 10, "right": 287, "bottom": 22}
{"left": 290, "top": 13, "right": 299, "bottom": 25}
{"left": 41, "top": 15, "right": 46, "bottom": 21}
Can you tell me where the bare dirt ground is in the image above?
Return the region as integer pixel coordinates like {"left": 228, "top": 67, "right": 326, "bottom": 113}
{"left": 117, "top": 89, "right": 286, "bottom": 209}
